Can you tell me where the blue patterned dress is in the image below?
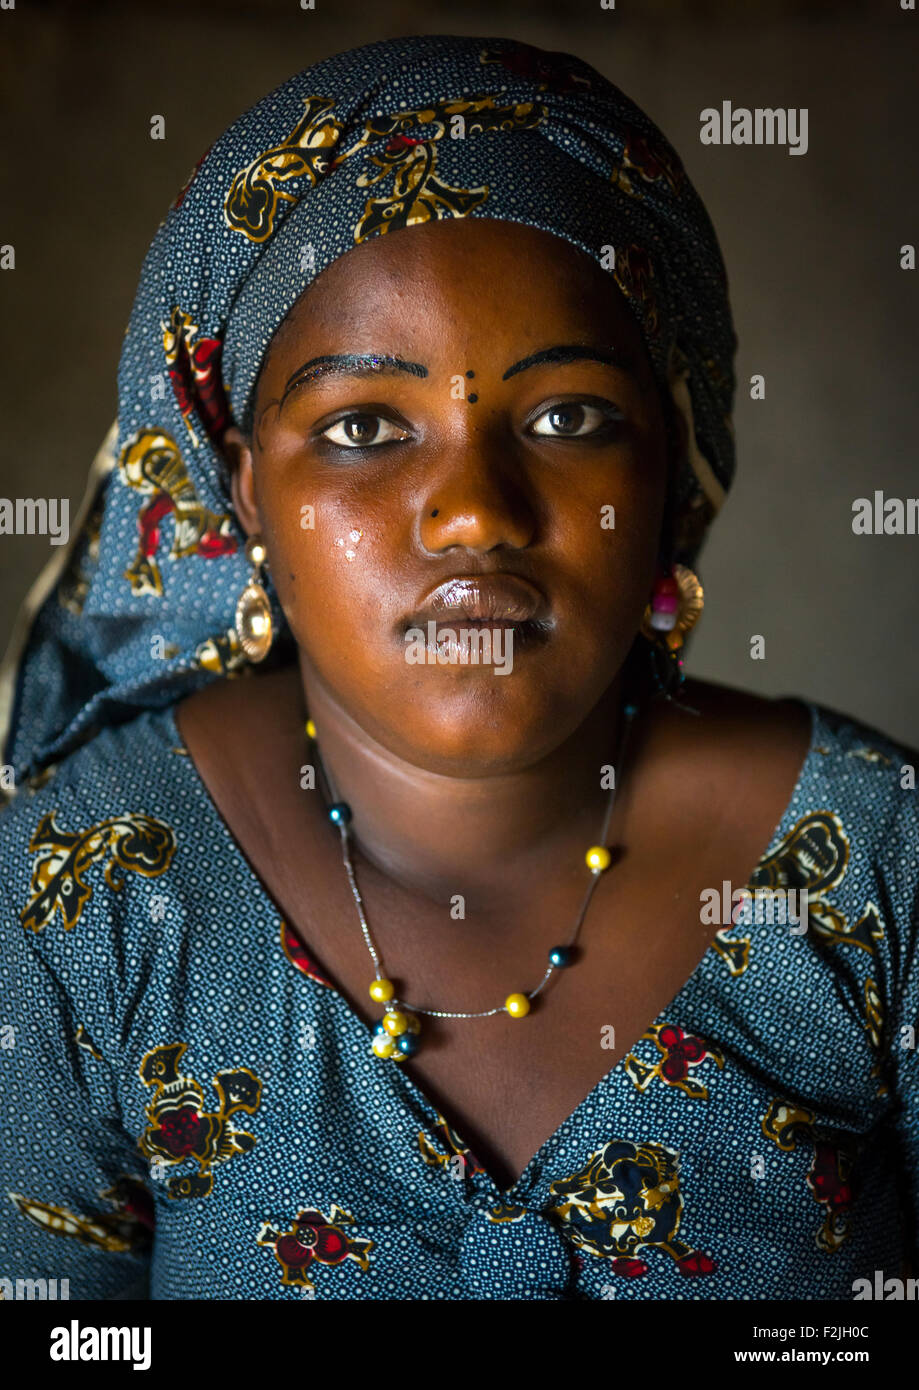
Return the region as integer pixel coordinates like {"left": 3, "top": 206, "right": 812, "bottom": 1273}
{"left": 1, "top": 697, "right": 917, "bottom": 1300}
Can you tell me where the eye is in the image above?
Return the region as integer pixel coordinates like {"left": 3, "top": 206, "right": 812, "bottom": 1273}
{"left": 529, "top": 400, "right": 623, "bottom": 438}
{"left": 319, "top": 412, "right": 411, "bottom": 449}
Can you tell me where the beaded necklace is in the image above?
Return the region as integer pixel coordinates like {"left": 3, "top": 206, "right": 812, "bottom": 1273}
{"left": 303, "top": 695, "right": 638, "bottom": 1062}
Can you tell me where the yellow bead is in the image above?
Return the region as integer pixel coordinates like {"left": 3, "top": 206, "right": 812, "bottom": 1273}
{"left": 369, "top": 978, "right": 395, "bottom": 1003}
{"left": 371, "top": 1033, "right": 395, "bottom": 1058}
{"left": 383, "top": 1010, "right": 408, "bottom": 1036}
{"left": 505, "top": 993, "right": 530, "bottom": 1018}
{"left": 305, "top": 719, "right": 316, "bottom": 740}
{"left": 586, "top": 845, "right": 611, "bottom": 873}
{"left": 405, "top": 1013, "right": 421, "bottom": 1034}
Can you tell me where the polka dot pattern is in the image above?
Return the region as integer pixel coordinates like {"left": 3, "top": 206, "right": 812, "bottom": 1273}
{"left": 0, "top": 696, "right": 916, "bottom": 1299}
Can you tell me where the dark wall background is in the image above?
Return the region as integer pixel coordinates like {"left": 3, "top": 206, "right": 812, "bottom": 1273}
{"left": 1, "top": 0, "right": 916, "bottom": 743}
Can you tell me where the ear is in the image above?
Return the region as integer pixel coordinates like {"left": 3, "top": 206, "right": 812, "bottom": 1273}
{"left": 223, "top": 426, "right": 259, "bottom": 537}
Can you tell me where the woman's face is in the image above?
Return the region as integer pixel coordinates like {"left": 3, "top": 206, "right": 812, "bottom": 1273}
{"left": 229, "top": 218, "right": 672, "bottom": 776}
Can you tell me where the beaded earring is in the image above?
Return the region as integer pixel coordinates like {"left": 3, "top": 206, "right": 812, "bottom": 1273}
{"left": 639, "top": 563, "right": 704, "bottom": 700}
{"left": 235, "top": 534, "right": 274, "bottom": 663}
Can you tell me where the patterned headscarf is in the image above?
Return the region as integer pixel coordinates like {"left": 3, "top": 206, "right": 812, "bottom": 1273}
{"left": 0, "top": 33, "right": 736, "bottom": 788}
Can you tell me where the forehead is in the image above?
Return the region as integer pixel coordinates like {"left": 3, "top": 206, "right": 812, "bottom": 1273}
{"left": 266, "top": 218, "right": 644, "bottom": 354}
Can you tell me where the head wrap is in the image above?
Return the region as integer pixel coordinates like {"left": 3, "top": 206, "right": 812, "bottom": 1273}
{"left": 0, "top": 33, "right": 736, "bottom": 788}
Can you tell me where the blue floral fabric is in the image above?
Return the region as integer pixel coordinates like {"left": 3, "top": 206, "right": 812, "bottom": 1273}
{"left": 0, "top": 32, "right": 736, "bottom": 789}
{"left": 1, "top": 696, "right": 916, "bottom": 1300}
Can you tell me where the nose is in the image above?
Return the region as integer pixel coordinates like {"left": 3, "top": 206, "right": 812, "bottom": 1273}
{"left": 416, "top": 444, "right": 538, "bottom": 554}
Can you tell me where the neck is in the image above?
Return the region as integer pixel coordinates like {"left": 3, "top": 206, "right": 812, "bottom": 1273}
{"left": 290, "top": 656, "right": 631, "bottom": 914}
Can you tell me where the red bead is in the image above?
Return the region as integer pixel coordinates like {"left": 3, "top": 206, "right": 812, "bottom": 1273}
{"left": 655, "top": 575, "right": 679, "bottom": 597}
{"left": 652, "top": 593, "right": 679, "bottom": 613}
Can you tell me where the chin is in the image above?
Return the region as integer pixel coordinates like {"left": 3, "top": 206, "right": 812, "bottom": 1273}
{"left": 381, "top": 680, "right": 585, "bottom": 777}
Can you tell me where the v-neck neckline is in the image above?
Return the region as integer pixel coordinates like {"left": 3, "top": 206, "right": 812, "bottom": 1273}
{"left": 163, "top": 695, "right": 821, "bottom": 1205}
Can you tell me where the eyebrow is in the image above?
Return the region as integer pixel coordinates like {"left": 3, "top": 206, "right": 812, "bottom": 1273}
{"left": 281, "top": 353, "right": 428, "bottom": 407}
{"left": 279, "top": 342, "right": 636, "bottom": 410}
{"left": 502, "top": 344, "right": 636, "bottom": 380}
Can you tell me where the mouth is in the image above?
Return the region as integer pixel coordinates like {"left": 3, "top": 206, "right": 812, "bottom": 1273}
{"left": 400, "top": 574, "right": 554, "bottom": 657}
{"left": 407, "top": 573, "right": 551, "bottom": 624}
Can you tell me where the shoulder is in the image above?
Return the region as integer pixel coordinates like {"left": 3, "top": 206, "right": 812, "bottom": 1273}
{"left": 802, "top": 699, "right": 919, "bottom": 968}
{"left": 792, "top": 693, "right": 919, "bottom": 857}
{"left": 0, "top": 701, "right": 189, "bottom": 836}
{"left": 670, "top": 677, "right": 918, "bottom": 898}
{"left": 700, "top": 683, "right": 919, "bottom": 987}
{"left": 676, "top": 681, "right": 919, "bottom": 1028}
{"left": 653, "top": 676, "right": 813, "bottom": 776}
{"left": 805, "top": 695, "right": 918, "bottom": 776}
{"left": 173, "top": 663, "right": 308, "bottom": 834}
{"left": 175, "top": 662, "right": 301, "bottom": 755}
{"left": 681, "top": 676, "right": 917, "bottom": 813}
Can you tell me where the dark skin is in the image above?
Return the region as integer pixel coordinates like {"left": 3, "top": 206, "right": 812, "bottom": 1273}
{"left": 176, "top": 219, "right": 811, "bottom": 1192}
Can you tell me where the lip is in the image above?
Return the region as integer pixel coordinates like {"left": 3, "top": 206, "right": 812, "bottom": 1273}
{"left": 406, "top": 573, "right": 550, "bottom": 627}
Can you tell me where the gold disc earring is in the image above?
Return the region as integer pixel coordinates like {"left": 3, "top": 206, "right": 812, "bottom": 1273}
{"left": 235, "top": 535, "right": 273, "bottom": 663}
{"left": 640, "top": 562, "right": 704, "bottom": 651}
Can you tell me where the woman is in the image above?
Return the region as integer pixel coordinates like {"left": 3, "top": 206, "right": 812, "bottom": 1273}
{"left": 0, "top": 34, "right": 915, "bottom": 1302}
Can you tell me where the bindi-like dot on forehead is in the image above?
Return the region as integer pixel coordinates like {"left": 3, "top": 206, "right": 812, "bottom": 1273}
{"left": 468, "top": 393, "right": 478, "bottom": 403}
{"left": 430, "top": 508, "right": 439, "bottom": 517}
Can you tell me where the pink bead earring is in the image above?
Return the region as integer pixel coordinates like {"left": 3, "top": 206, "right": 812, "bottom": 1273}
{"left": 640, "top": 563, "right": 704, "bottom": 704}
{"left": 641, "top": 563, "right": 704, "bottom": 652}
{"left": 649, "top": 571, "right": 681, "bottom": 633}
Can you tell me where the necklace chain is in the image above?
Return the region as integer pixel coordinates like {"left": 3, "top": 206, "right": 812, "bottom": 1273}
{"left": 310, "top": 699, "right": 637, "bottom": 1021}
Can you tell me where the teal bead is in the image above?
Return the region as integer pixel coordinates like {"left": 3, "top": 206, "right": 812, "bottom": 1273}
{"left": 396, "top": 1032, "right": 420, "bottom": 1056}
{"left": 624, "top": 702, "right": 639, "bottom": 718}
{"left": 549, "top": 946, "right": 573, "bottom": 968}
{"left": 329, "top": 802, "right": 352, "bottom": 826}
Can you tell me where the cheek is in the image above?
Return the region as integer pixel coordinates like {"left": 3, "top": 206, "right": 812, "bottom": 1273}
{"left": 549, "top": 452, "right": 668, "bottom": 626}
{"left": 256, "top": 478, "right": 394, "bottom": 651}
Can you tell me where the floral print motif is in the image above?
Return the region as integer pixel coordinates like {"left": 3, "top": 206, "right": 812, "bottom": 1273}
{"left": 624, "top": 1023, "right": 725, "bottom": 1100}
{"left": 749, "top": 811, "right": 885, "bottom": 956}
{"left": 224, "top": 95, "right": 344, "bottom": 242}
{"left": 418, "top": 1113, "right": 486, "bottom": 1179}
{"left": 9, "top": 1178, "right": 154, "bottom": 1254}
{"left": 256, "top": 1206, "right": 373, "bottom": 1292}
{"left": 762, "top": 1099, "right": 859, "bottom": 1253}
{"left": 479, "top": 40, "right": 595, "bottom": 95}
{"left": 20, "top": 810, "right": 176, "bottom": 934}
{"left": 137, "top": 1043, "right": 263, "bottom": 1200}
{"left": 610, "top": 123, "right": 685, "bottom": 197}
{"left": 612, "top": 243, "right": 661, "bottom": 337}
{"left": 712, "top": 923, "right": 751, "bottom": 976}
{"left": 118, "top": 429, "right": 236, "bottom": 598}
{"left": 0, "top": 677, "right": 914, "bottom": 1298}
{"left": 162, "top": 306, "right": 232, "bottom": 452}
{"left": 545, "top": 1139, "right": 717, "bottom": 1280}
